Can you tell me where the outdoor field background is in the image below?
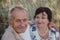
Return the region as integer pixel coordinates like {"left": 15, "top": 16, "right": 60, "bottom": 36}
{"left": 0, "top": 0, "right": 60, "bottom": 40}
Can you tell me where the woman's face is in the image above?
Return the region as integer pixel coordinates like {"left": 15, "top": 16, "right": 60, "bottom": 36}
{"left": 35, "top": 12, "right": 49, "bottom": 28}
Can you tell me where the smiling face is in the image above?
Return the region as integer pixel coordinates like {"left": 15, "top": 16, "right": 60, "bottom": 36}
{"left": 35, "top": 12, "right": 49, "bottom": 29}
{"left": 10, "top": 9, "right": 28, "bottom": 34}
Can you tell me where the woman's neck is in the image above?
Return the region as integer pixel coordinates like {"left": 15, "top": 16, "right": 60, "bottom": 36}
{"left": 37, "top": 26, "right": 49, "bottom": 39}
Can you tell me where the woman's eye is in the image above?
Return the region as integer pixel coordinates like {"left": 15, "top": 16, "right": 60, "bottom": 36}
{"left": 42, "top": 17, "right": 45, "bottom": 19}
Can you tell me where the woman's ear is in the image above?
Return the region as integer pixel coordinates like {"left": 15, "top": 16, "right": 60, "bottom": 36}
{"left": 48, "top": 22, "right": 55, "bottom": 29}
{"left": 48, "top": 22, "right": 51, "bottom": 29}
{"left": 48, "top": 22, "right": 59, "bottom": 32}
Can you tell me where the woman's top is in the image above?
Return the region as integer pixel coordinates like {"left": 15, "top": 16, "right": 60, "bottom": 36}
{"left": 30, "top": 23, "right": 59, "bottom": 40}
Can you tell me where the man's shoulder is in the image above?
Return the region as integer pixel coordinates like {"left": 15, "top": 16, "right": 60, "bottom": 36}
{"left": 1, "top": 27, "right": 15, "bottom": 40}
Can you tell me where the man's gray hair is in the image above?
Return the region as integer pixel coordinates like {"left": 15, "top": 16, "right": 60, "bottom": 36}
{"left": 8, "top": 6, "right": 27, "bottom": 19}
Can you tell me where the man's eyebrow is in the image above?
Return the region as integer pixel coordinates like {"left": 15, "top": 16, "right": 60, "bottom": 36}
{"left": 17, "top": 18, "right": 28, "bottom": 20}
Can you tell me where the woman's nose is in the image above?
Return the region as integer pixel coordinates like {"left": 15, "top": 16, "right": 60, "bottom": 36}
{"left": 38, "top": 19, "right": 42, "bottom": 23}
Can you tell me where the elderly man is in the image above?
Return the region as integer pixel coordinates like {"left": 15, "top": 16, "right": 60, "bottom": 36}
{"left": 1, "top": 7, "right": 32, "bottom": 40}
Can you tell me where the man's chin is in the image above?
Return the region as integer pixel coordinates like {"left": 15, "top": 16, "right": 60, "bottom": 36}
{"left": 17, "top": 30, "right": 25, "bottom": 34}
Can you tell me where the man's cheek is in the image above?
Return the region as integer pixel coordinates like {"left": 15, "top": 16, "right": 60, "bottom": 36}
{"left": 25, "top": 23, "right": 28, "bottom": 27}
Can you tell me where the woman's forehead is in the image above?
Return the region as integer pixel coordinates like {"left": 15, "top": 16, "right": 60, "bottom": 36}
{"left": 42, "top": 12, "right": 47, "bottom": 16}
{"left": 36, "top": 12, "right": 48, "bottom": 16}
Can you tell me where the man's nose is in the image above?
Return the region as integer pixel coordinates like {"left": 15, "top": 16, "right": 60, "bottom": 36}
{"left": 19, "top": 20, "right": 25, "bottom": 26}
{"left": 20, "top": 20, "right": 24, "bottom": 23}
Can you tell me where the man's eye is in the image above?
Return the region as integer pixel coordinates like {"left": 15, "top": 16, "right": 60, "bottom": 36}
{"left": 23, "top": 19, "right": 27, "bottom": 22}
{"left": 16, "top": 20, "right": 20, "bottom": 22}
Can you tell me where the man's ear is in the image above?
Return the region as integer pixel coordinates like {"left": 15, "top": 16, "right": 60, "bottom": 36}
{"left": 8, "top": 19, "right": 13, "bottom": 26}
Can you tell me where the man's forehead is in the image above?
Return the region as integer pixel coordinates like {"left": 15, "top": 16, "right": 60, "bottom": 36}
{"left": 12, "top": 9, "right": 27, "bottom": 14}
{"left": 11, "top": 9, "right": 28, "bottom": 19}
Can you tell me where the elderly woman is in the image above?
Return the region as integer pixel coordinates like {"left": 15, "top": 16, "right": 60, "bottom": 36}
{"left": 30, "top": 7, "right": 59, "bottom": 40}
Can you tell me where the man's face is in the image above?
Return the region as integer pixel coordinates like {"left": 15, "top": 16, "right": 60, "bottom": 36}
{"left": 11, "top": 9, "right": 28, "bottom": 34}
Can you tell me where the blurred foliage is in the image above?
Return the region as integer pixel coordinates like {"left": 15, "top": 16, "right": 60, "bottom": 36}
{"left": 0, "top": 0, "right": 60, "bottom": 40}
{"left": 0, "top": 0, "right": 2, "bottom": 2}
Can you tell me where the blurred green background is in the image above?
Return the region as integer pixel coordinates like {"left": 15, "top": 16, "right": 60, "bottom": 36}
{"left": 0, "top": 0, "right": 60, "bottom": 40}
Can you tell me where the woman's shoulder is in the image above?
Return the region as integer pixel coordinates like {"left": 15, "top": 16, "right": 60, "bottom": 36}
{"left": 50, "top": 28, "right": 59, "bottom": 37}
